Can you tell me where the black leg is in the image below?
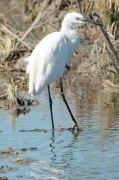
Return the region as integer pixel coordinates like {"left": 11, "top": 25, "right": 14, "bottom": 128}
{"left": 65, "top": 63, "right": 70, "bottom": 70}
{"left": 48, "top": 85, "right": 54, "bottom": 129}
{"left": 60, "top": 77, "right": 82, "bottom": 131}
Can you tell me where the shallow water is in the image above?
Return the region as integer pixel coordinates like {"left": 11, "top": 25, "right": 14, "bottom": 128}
{"left": 0, "top": 77, "right": 119, "bottom": 179}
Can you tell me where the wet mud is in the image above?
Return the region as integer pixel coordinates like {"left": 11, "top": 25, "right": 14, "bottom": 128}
{"left": 0, "top": 177, "right": 8, "bottom": 180}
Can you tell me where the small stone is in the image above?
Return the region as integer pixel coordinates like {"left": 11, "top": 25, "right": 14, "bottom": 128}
{"left": 0, "top": 148, "right": 18, "bottom": 156}
{"left": 16, "top": 147, "right": 37, "bottom": 151}
{"left": 55, "top": 128, "right": 66, "bottom": 132}
{"left": 10, "top": 156, "right": 36, "bottom": 164}
{"left": 0, "top": 166, "right": 12, "bottom": 171}
{"left": 43, "top": 130, "right": 47, "bottom": 133}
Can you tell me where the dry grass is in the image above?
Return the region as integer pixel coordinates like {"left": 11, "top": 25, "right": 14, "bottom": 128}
{"left": 94, "top": 0, "right": 118, "bottom": 28}
{"left": 4, "top": 78, "right": 18, "bottom": 107}
{"left": 0, "top": 78, "right": 31, "bottom": 118}
{"left": 0, "top": 34, "right": 12, "bottom": 61}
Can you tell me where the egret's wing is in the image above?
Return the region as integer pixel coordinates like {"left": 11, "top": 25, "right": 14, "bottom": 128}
{"left": 26, "top": 32, "right": 68, "bottom": 95}
{"left": 24, "top": 56, "right": 30, "bottom": 62}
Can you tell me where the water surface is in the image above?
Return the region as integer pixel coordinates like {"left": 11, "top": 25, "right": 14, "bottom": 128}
{"left": 0, "top": 76, "right": 119, "bottom": 179}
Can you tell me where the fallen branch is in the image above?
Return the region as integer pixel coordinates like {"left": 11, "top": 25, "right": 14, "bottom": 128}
{"left": 15, "top": 11, "right": 47, "bottom": 48}
{"left": 3, "top": 11, "right": 47, "bottom": 62}
{"left": 99, "top": 26, "right": 119, "bottom": 70}
{"left": 91, "top": 12, "right": 119, "bottom": 72}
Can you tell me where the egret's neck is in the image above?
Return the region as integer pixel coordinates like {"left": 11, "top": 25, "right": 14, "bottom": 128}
{"left": 60, "top": 22, "right": 80, "bottom": 58}
{"left": 60, "top": 22, "right": 79, "bottom": 43}
{"left": 60, "top": 22, "right": 75, "bottom": 37}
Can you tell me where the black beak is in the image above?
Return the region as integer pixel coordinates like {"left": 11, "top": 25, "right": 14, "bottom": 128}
{"left": 82, "top": 18, "right": 103, "bottom": 26}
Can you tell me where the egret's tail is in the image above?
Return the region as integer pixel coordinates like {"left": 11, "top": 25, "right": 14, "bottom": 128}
{"left": 24, "top": 56, "right": 31, "bottom": 74}
{"left": 24, "top": 55, "right": 43, "bottom": 96}
{"left": 24, "top": 50, "right": 48, "bottom": 96}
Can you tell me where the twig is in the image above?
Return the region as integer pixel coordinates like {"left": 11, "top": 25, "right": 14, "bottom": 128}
{"left": 10, "top": 48, "right": 27, "bottom": 52}
{"left": 107, "top": 31, "right": 115, "bottom": 39}
{"left": 106, "top": 69, "right": 118, "bottom": 75}
{"left": 15, "top": 12, "right": 47, "bottom": 48}
{"left": 33, "top": 21, "right": 58, "bottom": 32}
{"left": 104, "top": 102, "right": 109, "bottom": 109}
{"left": 0, "top": 64, "right": 10, "bottom": 71}
{"left": 0, "top": 2, "right": 23, "bottom": 17}
{"left": 0, "top": 94, "right": 8, "bottom": 98}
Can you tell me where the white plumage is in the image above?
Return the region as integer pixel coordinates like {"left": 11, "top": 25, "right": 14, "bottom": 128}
{"left": 25, "top": 12, "right": 102, "bottom": 130}
{"left": 25, "top": 12, "right": 85, "bottom": 96}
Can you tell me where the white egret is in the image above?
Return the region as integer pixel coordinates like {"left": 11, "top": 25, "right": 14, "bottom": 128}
{"left": 25, "top": 12, "right": 102, "bottom": 131}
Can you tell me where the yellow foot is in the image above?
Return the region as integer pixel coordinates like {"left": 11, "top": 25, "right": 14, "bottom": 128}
{"left": 71, "top": 123, "right": 83, "bottom": 134}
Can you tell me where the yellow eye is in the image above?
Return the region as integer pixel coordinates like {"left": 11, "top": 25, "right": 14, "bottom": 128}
{"left": 76, "top": 17, "right": 80, "bottom": 21}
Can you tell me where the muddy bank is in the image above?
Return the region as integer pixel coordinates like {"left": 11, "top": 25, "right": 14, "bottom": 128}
{"left": 0, "top": 147, "right": 37, "bottom": 180}
{"left": 0, "top": 177, "right": 8, "bottom": 180}
{"left": 0, "top": 0, "right": 119, "bottom": 83}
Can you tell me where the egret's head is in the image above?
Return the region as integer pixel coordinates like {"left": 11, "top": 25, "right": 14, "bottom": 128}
{"left": 62, "top": 12, "right": 85, "bottom": 27}
{"left": 62, "top": 12, "right": 103, "bottom": 29}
